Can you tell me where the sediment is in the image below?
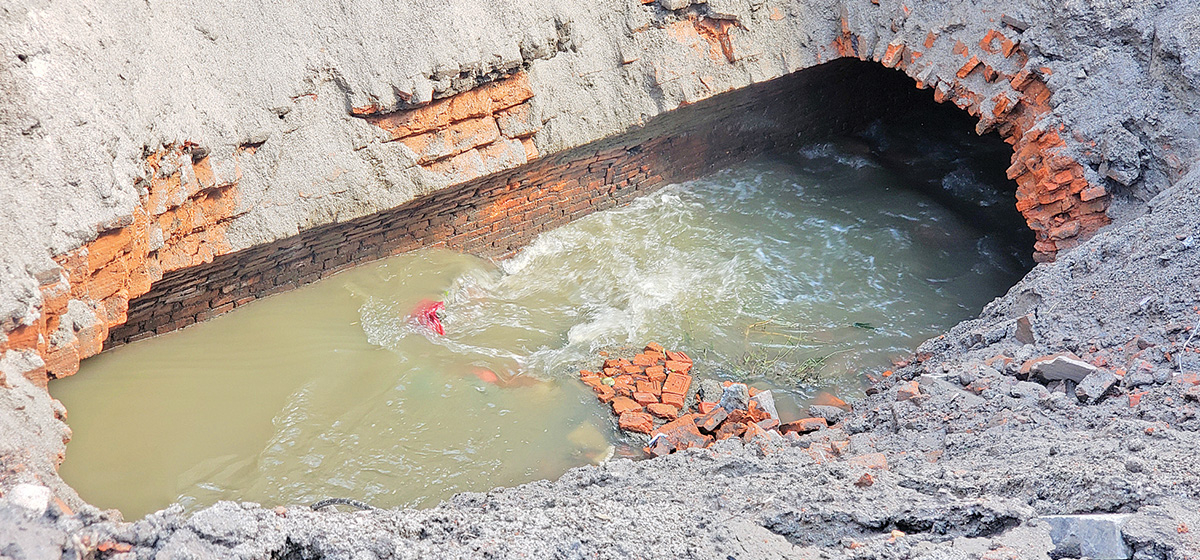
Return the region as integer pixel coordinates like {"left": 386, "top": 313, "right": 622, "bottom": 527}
{"left": 1, "top": 0, "right": 1199, "bottom": 558}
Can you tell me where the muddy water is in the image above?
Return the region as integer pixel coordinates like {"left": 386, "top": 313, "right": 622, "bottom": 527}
{"left": 53, "top": 142, "right": 1027, "bottom": 519}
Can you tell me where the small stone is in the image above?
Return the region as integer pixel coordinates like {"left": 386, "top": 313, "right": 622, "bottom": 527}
{"left": 719, "top": 383, "right": 750, "bottom": 411}
{"left": 1015, "top": 315, "right": 1035, "bottom": 344}
{"left": 1124, "top": 458, "right": 1144, "bottom": 473}
{"left": 896, "top": 380, "right": 922, "bottom": 401}
{"left": 696, "top": 379, "right": 724, "bottom": 402}
{"left": 1075, "top": 369, "right": 1118, "bottom": 404}
{"left": 601, "top": 377, "right": 615, "bottom": 386}
{"left": 855, "top": 473, "right": 874, "bottom": 487}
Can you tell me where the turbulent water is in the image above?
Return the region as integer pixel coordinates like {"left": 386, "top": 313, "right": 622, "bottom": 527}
{"left": 53, "top": 143, "right": 1027, "bottom": 519}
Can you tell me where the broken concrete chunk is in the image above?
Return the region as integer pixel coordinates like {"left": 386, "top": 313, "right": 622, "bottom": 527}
{"left": 1029, "top": 355, "right": 1097, "bottom": 382}
{"left": 1075, "top": 369, "right": 1119, "bottom": 404}
{"left": 807, "top": 405, "right": 845, "bottom": 424}
{"left": 1040, "top": 514, "right": 1132, "bottom": 560}
{"left": 8, "top": 483, "right": 51, "bottom": 515}
{"left": 718, "top": 383, "right": 750, "bottom": 412}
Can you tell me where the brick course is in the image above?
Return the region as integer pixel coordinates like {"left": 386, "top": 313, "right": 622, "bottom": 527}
{"left": 106, "top": 64, "right": 895, "bottom": 350}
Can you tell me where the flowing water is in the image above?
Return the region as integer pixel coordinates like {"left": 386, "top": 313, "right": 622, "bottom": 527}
{"left": 53, "top": 142, "right": 1028, "bottom": 519}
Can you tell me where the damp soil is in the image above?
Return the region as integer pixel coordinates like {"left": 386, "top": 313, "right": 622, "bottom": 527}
{"left": 52, "top": 139, "right": 1029, "bottom": 519}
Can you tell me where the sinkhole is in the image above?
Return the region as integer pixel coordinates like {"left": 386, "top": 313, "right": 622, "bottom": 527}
{"left": 51, "top": 59, "right": 1034, "bottom": 519}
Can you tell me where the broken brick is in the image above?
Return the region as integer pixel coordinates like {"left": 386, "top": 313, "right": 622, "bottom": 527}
{"left": 715, "top": 421, "right": 748, "bottom": 439}
{"left": 661, "top": 392, "right": 686, "bottom": 409}
{"left": 663, "top": 372, "right": 692, "bottom": 395}
{"left": 612, "top": 396, "right": 642, "bottom": 415}
{"left": 647, "top": 403, "right": 679, "bottom": 420}
{"left": 896, "top": 380, "right": 922, "bottom": 401}
{"left": 594, "top": 385, "right": 616, "bottom": 403}
{"left": 664, "top": 360, "right": 692, "bottom": 373}
{"left": 633, "top": 391, "right": 659, "bottom": 406}
{"left": 742, "top": 422, "right": 768, "bottom": 442}
{"left": 619, "top": 411, "right": 654, "bottom": 434}
{"left": 756, "top": 417, "right": 780, "bottom": 431}
{"left": 697, "top": 407, "right": 730, "bottom": 433}
{"left": 780, "top": 417, "right": 827, "bottom": 434}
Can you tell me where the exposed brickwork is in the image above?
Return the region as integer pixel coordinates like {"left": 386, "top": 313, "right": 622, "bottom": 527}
{"left": 360, "top": 72, "right": 541, "bottom": 183}
{"left": 826, "top": 20, "right": 1110, "bottom": 262}
{"left": 0, "top": 146, "right": 243, "bottom": 385}
{"left": 0, "top": 18, "right": 1112, "bottom": 385}
{"left": 106, "top": 66, "right": 896, "bottom": 350}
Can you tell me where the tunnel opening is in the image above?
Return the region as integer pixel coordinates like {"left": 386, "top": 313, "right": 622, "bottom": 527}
{"left": 51, "top": 58, "right": 1035, "bottom": 519}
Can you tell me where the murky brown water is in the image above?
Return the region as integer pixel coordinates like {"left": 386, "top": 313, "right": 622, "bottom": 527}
{"left": 53, "top": 142, "right": 1027, "bottom": 519}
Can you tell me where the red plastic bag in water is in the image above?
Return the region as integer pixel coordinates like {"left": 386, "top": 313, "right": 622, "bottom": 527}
{"left": 412, "top": 300, "right": 445, "bottom": 335}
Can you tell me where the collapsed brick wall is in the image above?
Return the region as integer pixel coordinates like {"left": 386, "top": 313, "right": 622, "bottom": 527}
{"left": 107, "top": 64, "right": 901, "bottom": 350}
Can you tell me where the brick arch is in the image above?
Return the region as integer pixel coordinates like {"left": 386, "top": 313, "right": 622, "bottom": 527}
{"left": 824, "top": 18, "right": 1110, "bottom": 263}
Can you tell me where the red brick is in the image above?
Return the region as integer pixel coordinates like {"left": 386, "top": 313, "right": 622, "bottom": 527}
{"left": 663, "top": 372, "right": 692, "bottom": 394}
{"left": 780, "top": 417, "right": 827, "bottom": 434}
{"left": 636, "top": 380, "right": 661, "bottom": 395}
{"left": 715, "top": 421, "right": 747, "bottom": 439}
{"left": 612, "top": 396, "right": 641, "bottom": 415}
{"left": 661, "top": 392, "right": 686, "bottom": 409}
{"left": 957, "top": 56, "right": 981, "bottom": 78}
{"left": 664, "top": 360, "right": 691, "bottom": 373}
{"left": 647, "top": 403, "right": 679, "bottom": 420}
{"left": 633, "top": 391, "right": 659, "bottom": 406}
{"left": 665, "top": 350, "right": 692, "bottom": 363}
{"left": 632, "top": 353, "right": 659, "bottom": 366}
{"left": 619, "top": 411, "right": 654, "bottom": 434}
{"left": 697, "top": 407, "right": 729, "bottom": 433}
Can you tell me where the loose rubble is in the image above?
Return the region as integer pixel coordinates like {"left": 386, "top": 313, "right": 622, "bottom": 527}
{"left": 580, "top": 343, "right": 874, "bottom": 466}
